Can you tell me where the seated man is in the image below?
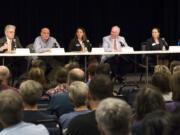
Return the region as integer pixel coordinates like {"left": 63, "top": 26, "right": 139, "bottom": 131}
{"left": 102, "top": 26, "right": 128, "bottom": 53}
{"left": 0, "top": 25, "right": 27, "bottom": 78}
{"left": 0, "top": 90, "right": 49, "bottom": 135}
{"left": 59, "top": 81, "right": 91, "bottom": 131}
{"left": 33, "top": 27, "right": 61, "bottom": 69}
{"left": 101, "top": 26, "right": 132, "bottom": 81}
{"left": 0, "top": 24, "right": 22, "bottom": 52}
{"left": 96, "top": 98, "right": 132, "bottom": 135}
{"left": 48, "top": 68, "right": 85, "bottom": 117}
{"left": 19, "top": 80, "right": 56, "bottom": 122}
{"left": 66, "top": 75, "right": 113, "bottom": 135}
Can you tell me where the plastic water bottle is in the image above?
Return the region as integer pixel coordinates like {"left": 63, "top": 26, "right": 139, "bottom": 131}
{"left": 178, "top": 40, "right": 180, "bottom": 46}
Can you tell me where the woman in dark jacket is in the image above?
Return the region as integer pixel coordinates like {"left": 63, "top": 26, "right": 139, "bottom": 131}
{"left": 69, "top": 27, "right": 92, "bottom": 52}
{"left": 146, "top": 28, "right": 169, "bottom": 50}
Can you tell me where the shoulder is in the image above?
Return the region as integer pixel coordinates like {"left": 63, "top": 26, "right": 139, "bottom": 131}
{"left": 34, "top": 36, "right": 41, "bottom": 41}
{"left": 50, "top": 36, "right": 57, "bottom": 41}
{"left": 0, "top": 36, "right": 6, "bottom": 42}
{"left": 118, "top": 36, "right": 125, "bottom": 40}
{"left": 103, "top": 35, "right": 110, "bottom": 40}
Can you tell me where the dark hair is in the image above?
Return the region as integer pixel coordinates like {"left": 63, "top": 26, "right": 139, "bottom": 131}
{"left": 96, "top": 63, "right": 111, "bottom": 76}
{"left": 152, "top": 72, "right": 171, "bottom": 93}
{"left": 56, "top": 67, "right": 68, "bottom": 84}
{"left": 89, "top": 74, "right": 113, "bottom": 100}
{"left": 74, "top": 27, "right": 87, "bottom": 42}
{"left": 88, "top": 62, "right": 98, "bottom": 77}
{"left": 142, "top": 110, "right": 172, "bottom": 135}
{"left": 170, "top": 71, "right": 180, "bottom": 101}
{"left": 0, "top": 90, "right": 23, "bottom": 127}
{"left": 134, "top": 87, "right": 165, "bottom": 120}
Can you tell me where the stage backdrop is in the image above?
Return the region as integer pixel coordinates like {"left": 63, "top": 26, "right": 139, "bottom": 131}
{"left": 0, "top": 0, "right": 179, "bottom": 50}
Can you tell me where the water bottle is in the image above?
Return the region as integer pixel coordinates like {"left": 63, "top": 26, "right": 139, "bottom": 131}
{"left": 178, "top": 39, "right": 180, "bottom": 46}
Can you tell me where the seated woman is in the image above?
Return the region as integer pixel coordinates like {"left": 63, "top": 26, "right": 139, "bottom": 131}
{"left": 69, "top": 27, "right": 92, "bottom": 52}
{"left": 145, "top": 28, "right": 169, "bottom": 66}
{"left": 146, "top": 28, "right": 169, "bottom": 50}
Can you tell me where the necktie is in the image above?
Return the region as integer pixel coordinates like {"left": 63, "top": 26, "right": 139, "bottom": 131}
{"left": 113, "top": 39, "right": 118, "bottom": 51}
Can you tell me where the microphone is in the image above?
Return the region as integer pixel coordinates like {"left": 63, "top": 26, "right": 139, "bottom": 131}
{"left": 13, "top": 39, "right": 17, "bottom": 50}
{"left": 53, "top": 43, "right": 58, "bottom": 48}
{"left": 161, "top": 37, "right": 169, "bottom": 50}
{"left": 119, "top": 41, "right": 125, "bottom": 47}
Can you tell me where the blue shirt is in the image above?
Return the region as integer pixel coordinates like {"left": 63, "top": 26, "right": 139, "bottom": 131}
{"left": 33, "top": 36, "right": 60, "bottom": 53}
{"left": 0, "top": 121, "right": 49, "bottom": 135}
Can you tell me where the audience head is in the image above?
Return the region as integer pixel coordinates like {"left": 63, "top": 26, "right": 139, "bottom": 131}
{"left": 87, "top": 62, "right": 98, "bottom": 79}
{"left": 19, "top": 80, "right": 43, "bottom": 108}
{"left": 40, "top": 27, "right": 50, "bottom": 41}
{"left": 28, "top": 67, "right": 46, "bottom": 87}
{"left": 142, "top": 110, "right": 172, "bottom": 135}
{"left": 67, "top": 68, "right": 85, "bottom": 85}
{"left": 172, "top": 65, "right": 180, "bottom": 74}
{"left": 64, "top": 61, "right": 80, "bottom": 71}
{"left": 154, "top": 65, "right": 171, "bottom": 76}
{"left": 170, "top": 71, "right": 180, "bottom": 101}
{"left": 152, "top": 72, "right": 171, "bottom": 93}
{"left": 96, "top": 63, "right": 111, "bottom": 76}
{"left": 4, "top": 24, "right": 16, "bottom": 39}
{"left": 96, "top": 98, "right": 132, "bottom": 135}
{"left": 68, "top": 81, "right": 89, "bottom": 107}
{"left": 152, "top": 27, "right": 160, "bottom": 39}
{"left": 134, "top": 86, "right": 165, "bottom": 120}
{"left": 89, "top": 74, "right": 113, "bottom": 101}
{"left": 0, "top": 66, "right": 10, "bottom": 84}
{"left": 75, "top": 27, "right": 87, "bottom": 41}
{"left": 0, "top": 90, "right": 23, "bottom": 128}
{"left": 31, "top": 59, "right": 46, "bottom": 72}
{"left": 56, "top": 67, "right": 68, "bottom": 84}
{"left": 111, "top": 26, "right": 120, "bottom": 39}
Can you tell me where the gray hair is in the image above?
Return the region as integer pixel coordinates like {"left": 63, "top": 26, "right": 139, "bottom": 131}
{"left": 0, "top": 66, "right": 10, "bottom": 81}
{"left": 0, "top": 90, "right": 23, "bottom": 127}
{"left": 19, "top": 80, "right": 43, "bottom": 106}
{"left": 112, "top": 26, "right": 121, "bottom": 32}
{"left": 96, "top": 98, "right": 132, "bottom": 135}
{"left": 4, "top": 24, "right": 16, "bottom": 33}
{"left": 68, "top": 81, "right": 89, "bottom": 107}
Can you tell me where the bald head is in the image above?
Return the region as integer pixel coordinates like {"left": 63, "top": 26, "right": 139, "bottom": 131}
{"left": 111, "top": 26, "right": 120, "bottom": 39}
{"left": 40, "top": 27, "right": 50, "bottom": 41}
{"left": 68, "top": 68, "right": 85, "bottom": 85}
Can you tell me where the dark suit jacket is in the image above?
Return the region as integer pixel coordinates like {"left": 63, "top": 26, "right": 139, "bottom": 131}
{"left": 68, "top": 39, "right": 92, "bottom": 52}
{"left": 0, "top": 36, "right": 22, "bottom": 52}
{"left": 146, "top": 38, "right": 169, "bottom": 50}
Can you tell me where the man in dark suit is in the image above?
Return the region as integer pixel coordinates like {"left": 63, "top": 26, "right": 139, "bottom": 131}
{"left": 0, "top": 25, "right": 22, "bottom": 52}
{"left": 0, "top": 25, "right": 26, "bottom": 79}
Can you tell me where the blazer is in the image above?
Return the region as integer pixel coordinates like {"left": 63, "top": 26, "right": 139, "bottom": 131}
{"left": 102, "top": 35, "right": 128, "bottom": 52}
{"left": 68, "top": 39, "right": 92, "bottom": 52}
{"left": 146, "top": 38, "right": 169, "bottom": 50}
{"left": 0, "top": 36, "right": 22, "bottom": 52}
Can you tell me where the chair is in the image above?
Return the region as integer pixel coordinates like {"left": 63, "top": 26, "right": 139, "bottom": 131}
{"left": 35, "top": 119, "right": 62, "bottom": 135}
{"left": 138, "top": 42, "right": 158, "bottom": 82}
{"left": 25, "top": 43, "right": 35, "bottom": 70}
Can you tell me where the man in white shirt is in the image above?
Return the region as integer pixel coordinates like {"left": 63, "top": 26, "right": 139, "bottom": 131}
{"left": 102, "top": 26, "right": 128, "bottom": 52}
{"left": 0, "top": 90, "right": 49, "bottom": 135}
{"left": 101, "top": 26, "right": 131, "bottom": 82}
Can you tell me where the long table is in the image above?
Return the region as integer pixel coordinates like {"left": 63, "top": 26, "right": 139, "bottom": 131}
{"left": 1, "top": 49, "right": 180, "bottom": 84}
